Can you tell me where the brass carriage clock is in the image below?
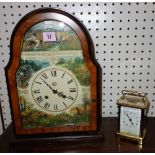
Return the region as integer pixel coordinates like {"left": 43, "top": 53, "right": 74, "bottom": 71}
{"left": 117, "top": 90, "right": 150, "bottom": 144}
{"left": 6, "top": 8, "right": 103, "bottom": 140}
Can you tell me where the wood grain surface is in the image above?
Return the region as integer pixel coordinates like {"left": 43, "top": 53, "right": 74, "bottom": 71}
{"left": 0, "top": 117, "right": 155, "bottom": 153}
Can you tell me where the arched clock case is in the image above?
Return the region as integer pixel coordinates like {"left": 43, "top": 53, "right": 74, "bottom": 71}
{"left": 6, "top": 8, "right": 103, "bottom": 141}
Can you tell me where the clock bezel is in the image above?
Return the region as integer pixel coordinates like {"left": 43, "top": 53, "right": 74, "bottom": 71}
{"left": 6, "top": 8, "right": 103, "bottom": 139}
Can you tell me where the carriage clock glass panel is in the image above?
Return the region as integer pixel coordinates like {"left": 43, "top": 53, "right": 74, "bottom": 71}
{"left": 120, "top": 106, "right": 141, "bottom": 136}
{"left": 16, "top": 20, "right": 91, "bottom": 129}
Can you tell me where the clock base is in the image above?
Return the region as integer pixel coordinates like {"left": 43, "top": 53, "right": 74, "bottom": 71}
{"left": 116, "top": 129, "right": 146, "bottom": 145}
{"left": 10, "top": 123, "right": 104, "bottom": 145}
{"left": 9, "top": 130, "right": 104, "bottom": 150}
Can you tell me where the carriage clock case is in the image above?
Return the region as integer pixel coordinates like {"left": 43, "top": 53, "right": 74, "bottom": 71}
{"left": 6, "top": 8, "right": 103, "bottom": 141}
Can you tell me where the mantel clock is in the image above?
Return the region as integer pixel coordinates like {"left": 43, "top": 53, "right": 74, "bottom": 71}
{"left": 6, "top": 8, "right": 102, "bottom": 140}
{"left": 117, "top": 90, "right": 150, "bottom": 145}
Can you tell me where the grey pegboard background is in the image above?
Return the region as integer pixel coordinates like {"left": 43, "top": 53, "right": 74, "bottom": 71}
{"left": 0, "top": 2, "right": 155, "bottom": 134}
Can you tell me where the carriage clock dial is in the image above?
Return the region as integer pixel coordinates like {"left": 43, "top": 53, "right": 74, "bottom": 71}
{"left": 31, "top": 67, "right": 78, "bottom": 113}
{"left": 120, "top": 106, "right": 141, "bottom": 136}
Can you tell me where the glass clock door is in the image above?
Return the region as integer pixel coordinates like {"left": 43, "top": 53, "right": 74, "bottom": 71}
{"left": 16, "top": 20, "right": 91, "bottom": 129}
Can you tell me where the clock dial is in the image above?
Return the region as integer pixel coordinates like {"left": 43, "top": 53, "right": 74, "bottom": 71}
{"left": 120, "top": 106, "right": 141, "bottom": 136}
{"left": 31, "top": 67, "right": 78, "bottom": 112}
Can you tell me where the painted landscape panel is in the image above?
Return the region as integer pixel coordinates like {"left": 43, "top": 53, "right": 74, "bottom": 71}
{"left": 16, "top": 21, "right": 92, "bottom": 129}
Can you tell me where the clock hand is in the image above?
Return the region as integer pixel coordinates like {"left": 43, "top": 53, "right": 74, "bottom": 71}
{"left": 61, "top": 94, "right": 74, "bottom": 100}
{"left": 126, "top": 114, "right": 134, "bottom": 126}
{"left": 40, "top": 77, "right": 58, "bottom": 94}
{"left": 57, "top": 92, "right": 68, "bottom": 99}
{"left": 56, "top": 92, "right": 69, "bottom": 99}
{"left": 40, "top": 77, "right": 52, "bottom": 89}
{"left": 40, "top": 78, "right": 71, "bottom": 99}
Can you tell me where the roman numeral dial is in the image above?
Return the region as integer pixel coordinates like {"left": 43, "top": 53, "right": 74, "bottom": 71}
{"left": 31, "top": 67, "right": 78, "bottom": 113}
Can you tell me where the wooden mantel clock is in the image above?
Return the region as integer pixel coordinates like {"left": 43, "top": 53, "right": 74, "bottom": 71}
{"left": 6, "top": 8, "right": 103, "bottom": 141}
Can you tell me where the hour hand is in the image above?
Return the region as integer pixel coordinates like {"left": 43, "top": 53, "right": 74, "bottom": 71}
{"left": 57, "top": 92, "right": 69, "bottom": 99}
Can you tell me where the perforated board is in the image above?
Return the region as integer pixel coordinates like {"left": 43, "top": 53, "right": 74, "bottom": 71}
{"left": 0, "top": 2, "right": 155, "bottom": 134}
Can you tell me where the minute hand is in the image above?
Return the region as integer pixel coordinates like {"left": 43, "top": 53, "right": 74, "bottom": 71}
{"left": 40, "top": 77, "right": 58, "bottom": 94}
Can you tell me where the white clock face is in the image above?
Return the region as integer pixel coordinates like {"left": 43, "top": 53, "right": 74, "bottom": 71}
{"left": 120, "top": 106, "right": 141, "bottom": 136}
{"left": 31, "top": 67, "right": 78, "bottom": 113}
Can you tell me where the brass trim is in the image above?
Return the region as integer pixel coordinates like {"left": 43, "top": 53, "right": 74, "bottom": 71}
{"left": 117, "top": 129, "right": 146, "bottom": 145}
{"left": 122, "top": 90, "right": 146, "bottom": 98}
{"left": 117, "top": 90, "right": 150, "bottom": 109}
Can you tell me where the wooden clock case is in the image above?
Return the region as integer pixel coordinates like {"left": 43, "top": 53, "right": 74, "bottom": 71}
{"left": 6, "top": 8, "right": 103, "bottom": 141}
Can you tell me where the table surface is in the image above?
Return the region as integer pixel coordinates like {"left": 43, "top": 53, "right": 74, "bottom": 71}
{"left": 0, "top": 117, "right": 155, "bottom": 153}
